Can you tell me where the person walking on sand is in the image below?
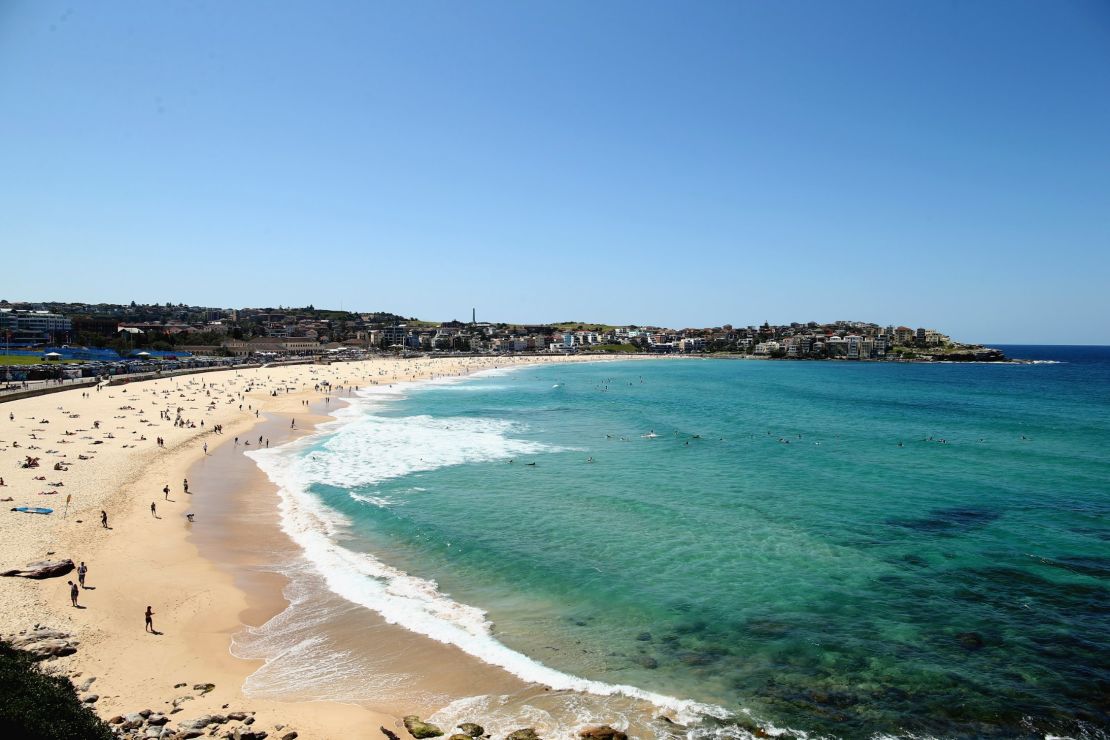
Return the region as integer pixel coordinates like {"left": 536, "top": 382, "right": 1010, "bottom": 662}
{"left": 150, "top": 502, "right": 157, "bottom": 518}
{"left": 77, "top": 561, "right": 87, "bottom": 588}
{"left": 163, "top": 484, "right": 170, "bottom": 500}
{"left": 68, "top": 580, "right": 79, "bottom": 607}
{"left": 203, "top": 442, "right": 208, "bottom": 455}
{"left": 183, "top": 478, "right": 189, "bottom": 494}
{"left": 145, "top": 606, "right": 155, "bottom": 632}
{"left": 100, "top": 510, "right": 108, "bottom": 528}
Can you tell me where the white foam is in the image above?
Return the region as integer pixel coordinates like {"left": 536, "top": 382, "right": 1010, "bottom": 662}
{"left": 349, "top": 492, "right": 395, "bottom": 508}
{"left": 291, "top": 413, "right": 554, "bottom": 490}
{"left": 230, "top": 561, "right": 431, "bottom": 704}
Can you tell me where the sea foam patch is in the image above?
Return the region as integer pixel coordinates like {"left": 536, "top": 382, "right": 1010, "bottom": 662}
{"left": 298, "top": 414, "right": 553, "bottom": 489}
{"left": 231, "top": 561, "right": 426, "bottom": 703}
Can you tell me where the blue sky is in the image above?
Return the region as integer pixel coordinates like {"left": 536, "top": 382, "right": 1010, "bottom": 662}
{"left": 1, "top": 1, "right": 1108, "bottom": 342}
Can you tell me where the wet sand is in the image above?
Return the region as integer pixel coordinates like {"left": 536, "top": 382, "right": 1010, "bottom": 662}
{"left": 185, "top": 398, "right": 545, "bottom": 713}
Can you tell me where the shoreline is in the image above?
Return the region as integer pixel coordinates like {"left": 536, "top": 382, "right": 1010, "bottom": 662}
{"left": 193, "top": 363, "right": 694, "bottom": 737}
{"left": 0, "top": 356, "right": 632, "bottom": 739}
{"left": 216, "top": 363, "right": 734, "bottom": 738}
{"left": 183, "top": 392, "right": 535, "bottom": 722}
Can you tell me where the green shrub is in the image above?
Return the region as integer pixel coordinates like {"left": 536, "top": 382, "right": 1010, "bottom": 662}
{"left": 587, "top": 344, "right": 640, "bottom": 353}
{"left": 0, "top": 641, "right": 114, "bottom": 740}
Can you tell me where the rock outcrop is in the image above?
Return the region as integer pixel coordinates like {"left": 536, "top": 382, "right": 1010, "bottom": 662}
{"left": 579, "top": 726, "right": 628, "bottom": 740}
{"left": 176, "top": 713, "right": 228, "bottom": 733}
{"left": 403, "top": 716, "right": 444, "bottom": 738}
{"left": 8, "top": 626, "right": 79, "bottom": 658}
{"left": 1, "top": 559, "right": 75, "bottom": 579}
{"left": 103, "top": 698, "right": 284, "bottom": 740}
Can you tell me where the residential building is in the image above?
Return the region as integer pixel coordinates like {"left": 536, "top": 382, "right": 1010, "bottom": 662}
{"left": 0, "top": 309, "right": 72, "bottom": 343}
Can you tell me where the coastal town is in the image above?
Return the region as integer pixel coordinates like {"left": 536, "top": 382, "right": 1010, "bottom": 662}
{"left": 1, "top": 301, "right": 1006, "bottom": 377}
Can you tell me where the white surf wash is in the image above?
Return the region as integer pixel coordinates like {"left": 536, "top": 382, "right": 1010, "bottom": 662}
{"left": 232, "top": 561, "right": 430, "bottom": 703}
{"left": 244, "top": 370, "right": 768, "bottom": 733}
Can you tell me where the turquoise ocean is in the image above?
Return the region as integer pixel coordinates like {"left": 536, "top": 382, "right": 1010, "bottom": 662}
{"left": 247, "top": 347, "right": 1109, "bottom": 739}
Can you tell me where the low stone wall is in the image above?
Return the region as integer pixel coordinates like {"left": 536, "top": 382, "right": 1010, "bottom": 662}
{"left": 106, "top": 364, "right": 262, "bottom": 386}
{"left": 0, "top": 378, "right": 99, "bottom": 403}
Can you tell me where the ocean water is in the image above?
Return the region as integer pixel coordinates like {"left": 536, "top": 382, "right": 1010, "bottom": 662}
{"left": 248, "top": 347, "right": 1110, "bottom": 739}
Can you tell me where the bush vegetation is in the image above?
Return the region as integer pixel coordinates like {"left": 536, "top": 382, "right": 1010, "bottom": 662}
{"left": 586, "top": 344, "right": 641, "bottom": 353}
{"left": 0, "top": 641, "right": 114, "bottom": 740}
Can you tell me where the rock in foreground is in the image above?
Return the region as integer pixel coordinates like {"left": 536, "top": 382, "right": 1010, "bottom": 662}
{"left": 403, "top": 715, "right": 445, "bottom": 738}
{"left": 8, "top": 626, "right": 79, "bottom": 658}
{"left": 1, "top": 559, "right": 75, "bottom": 579}
{"left": 579, "top": 726, "right": 628, "bottom": 740}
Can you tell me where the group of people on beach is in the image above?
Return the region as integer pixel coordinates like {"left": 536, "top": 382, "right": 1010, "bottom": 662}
{"left": 68, "top": 571, "right": 156, "bottom": 632}
{"left": 17, "top": 358, "right": 543, "bottom": 654}
{"left": 66, "top": 561, "right": 89, "bottom": 606}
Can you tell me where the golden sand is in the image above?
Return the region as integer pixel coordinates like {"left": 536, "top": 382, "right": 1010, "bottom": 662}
{"left": 0, "top": 355, "right": 612, "bottom": 738}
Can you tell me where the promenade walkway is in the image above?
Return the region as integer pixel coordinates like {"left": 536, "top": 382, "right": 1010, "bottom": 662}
{"left": 0, "top": 357, "right": 319, "bottom": 403}
{"left": 0, "top": 376, "right": 98, "bottom": 400}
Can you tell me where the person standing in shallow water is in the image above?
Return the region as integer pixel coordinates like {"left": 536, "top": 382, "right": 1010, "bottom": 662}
{"left": 145, "top": 606, "right": 154, "bottom": 632}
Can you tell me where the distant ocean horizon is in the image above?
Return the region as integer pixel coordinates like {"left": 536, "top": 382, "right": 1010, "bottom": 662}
{"left": 993, "top": 343, "right": 1110, "bottom": 351}
{"left": 248, "top": 345, "right": 1109, "bottom": 738}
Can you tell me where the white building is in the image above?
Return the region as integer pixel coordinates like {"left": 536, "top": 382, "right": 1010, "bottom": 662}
{"left": 0, "top": 309, "right": 72, "bottom": 342}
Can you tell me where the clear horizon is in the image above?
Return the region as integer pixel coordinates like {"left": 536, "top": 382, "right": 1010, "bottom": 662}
{"left": 2, "top": 1, "right": 1108, "bottom": 344}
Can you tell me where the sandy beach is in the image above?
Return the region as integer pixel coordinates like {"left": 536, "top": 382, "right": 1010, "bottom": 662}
{"left": 0, "top": 355, "right": 621, "bottom": 739}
